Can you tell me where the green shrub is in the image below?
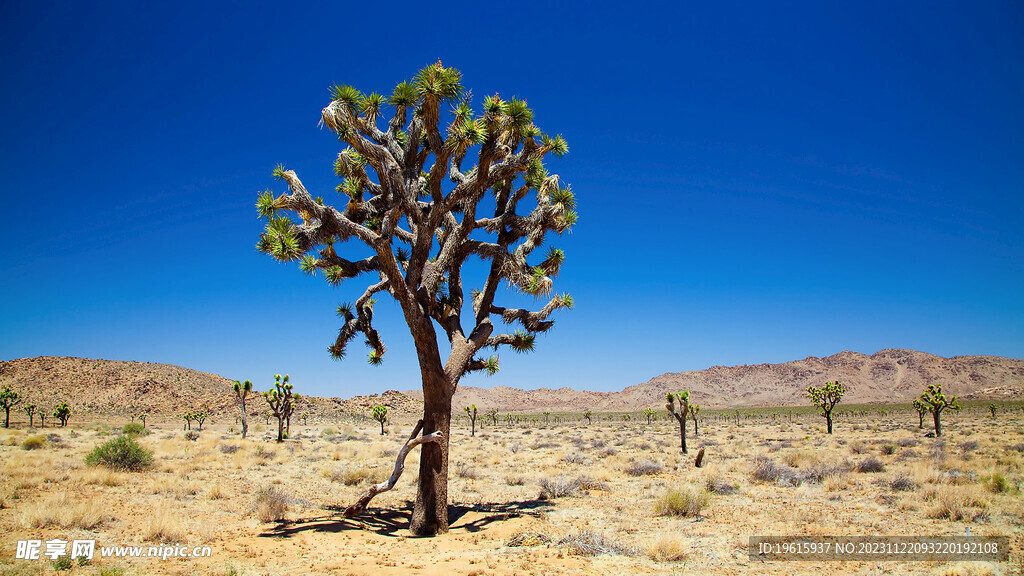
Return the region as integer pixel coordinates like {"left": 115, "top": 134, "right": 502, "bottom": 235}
{"left": 21, "top": 434, "right": 48, "bottom": 450}
{"left": 85, "top": 435, "right": 153, "bottom": 471}
{"left": 122, "top": 422, "right": 147, "bottom": 436}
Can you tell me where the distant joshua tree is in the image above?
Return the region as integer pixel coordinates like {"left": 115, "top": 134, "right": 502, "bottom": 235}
{"left": 464, "top": 405, "right": 478, "bottom": 437}
{"left": 53, "top": 402, "right": 72, "bottom": 427}
{"left": 1, "top": 386, "right": 22, "bottom": 428}
{"left": 23, "top": 404, "right": 37, "bottom": 428}
{"left": 806, "top": 380, "right": 845, "bottom": 434}
{"left": 912, "top": 399, "right": 927, "bottom": 429}
{"left": 263, "top": 374, "right": 296, "bottom": 442}
{"left": 688, "top": 404, "right": 701, "bottom": 436}
{"left": 583, "top": 409, "right": 592, "bottom": 425}
{"left": 643, "top": 408, "right": 655, "bottom": 425}
{"left": 918, "top": 383, "right": 959, "bottom": 437}
{"left": 372, "top": 405, "right": 389, "bottom": 435}
{"left": 666, "top": 391, "right": 691, "bottom": 454}
{"left": 234, "top": 379, "right": 253, "bottom": 438}
{"left": 988, "top": 404, "right": 998, "bottom": 418}
{"left": 138, "top": 412, "right": 148, "bottom": 428}
{"left": 486, "top": 408, "right": 499, "bottom": 427}
{"left": 192, "top": 411, "right": 207, "bottom": 430}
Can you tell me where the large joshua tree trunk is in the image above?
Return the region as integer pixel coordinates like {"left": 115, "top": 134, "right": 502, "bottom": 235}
{"left": 410, "top": 362, "right": 453, "bottom": 535}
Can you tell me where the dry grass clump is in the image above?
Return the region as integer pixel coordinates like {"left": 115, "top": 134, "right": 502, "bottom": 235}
{"left": 645, "top": 533, "right": 689, "bottom": 562}
{"left": 799, "top": 460, "right": 851, "bottom": 484}
{"left": 253, "top": 485, "right": 290, "bottom": 523}
{"left": 557, "top": 531, "right": 637, "bottom": 557}
{"left": 922, "top": 485, "right": 990, "bottom": 522}
{"left": 506, "top": 531, "right": 553, "bottom": 547}
{"left": 625, "top": 459, "right": 663, "bottom": 476}
{"left": 145, "top": 505, "right": 188, "bottom": 543}
{"left": 455, "top": 462, "right": 481, "bottom": 479}
{"left": 856, "top": 456, "right": 886, "bottom": 473}
{"left": 19, "top": 493, "right": 106, "bottom": 530}
{"left": 562, "top": 453, "right": 590, "bottom": 465}
{"left": 537, "top": 475, "right": 607, "bottom": 499}
{"left": 890, "top": 473, "right": 919, "bottom": 492}
{"left": 653, "top": 487, "right": 710, "bottom": 517}
{"left": 218, "top": 443, "right": 242, "bottom": 454}
{"left": 329, "top": 465, "right": 386, "bottom": 486}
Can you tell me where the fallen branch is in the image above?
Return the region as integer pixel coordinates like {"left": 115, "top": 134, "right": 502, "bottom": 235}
{"left": 342, "top": 419, "right": 442, "bottom": 518}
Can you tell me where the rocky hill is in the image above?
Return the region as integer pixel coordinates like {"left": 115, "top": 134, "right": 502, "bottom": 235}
{"left": 0, "top": 356, "right": 419, "bottom": 421}
{"left": 407, "top": 349, "right": 1024, "bottom": 411}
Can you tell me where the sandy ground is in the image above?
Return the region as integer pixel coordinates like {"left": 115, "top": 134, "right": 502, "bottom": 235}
{"left": 0, "top": 410, "right": 1022, "bottom": 575}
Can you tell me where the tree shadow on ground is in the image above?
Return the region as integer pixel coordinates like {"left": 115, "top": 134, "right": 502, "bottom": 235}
{"left": 259, "top": 499, "right": 553, "bottom": 538}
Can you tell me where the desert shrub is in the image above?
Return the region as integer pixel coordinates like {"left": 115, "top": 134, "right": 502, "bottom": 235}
{"left": 856, "top": 457, "right": 886, "bottom": 473}
{"left": 21, "top": 435, "right": 47, "bottom": 450}
{"left": 599, "top": 447, "right": 618, "bottom": 458}
{"left": 880, "top": 444, "right": 896, "bottom": 455}
{"left": 1009, "top": 443, "right": 1024, "bottom": 453}
{"left": 121, "top": 422, "right": 147, "bottom": 436}
{"left": 329, "top": 466, "right": 385, "bottom": 486}
{"left": 538, "top": 476, "right": 582, "bottom": 499}
{"left": 981, "top": 473, "right": 1012, "bottom": 494}
{"left": 218, "top": 443, "right": 242, "bottom": 454}
{"left": 625, "top": 459, "right": 663, "bottom": 476}
{"left": 959, "top": 440, "right": 979, "bottom": 453}
{"left": 897, "top": 438, "right": 919, "bottom": 447}
{"left": 253, "top": 486, "right": 289, "bottom": 522}
{"left": 455, "top": 462, "right": 481, "bottom": 479}
{"left": 563, "top": 453, "right": 590, "bottom": 465}
{"left": 653, "top": 487, "right": 709, "bottom": 517}
{"left": 85, "top": 435, "right": 153, "bottom": 471}
{"left": 897, "top": 449, "right": 920, "bottom": 460}
{"left": 751, "top": 456, "right": 799, "bottom": 486}
{"left": 923, "top": 486, "right": 989, "bottom": 522}
{"left": 646, "top": 533, "right": 688, "bottom": 562}
{"left": 849, "top": 441, "right": 869, "bottom": 455}
{"left": 506, "top": 531, "right": 553, "bottom": 547}
{"left": 705, "top": 477, "right": 739, "bottom": 495}
{"left": 800, "top": 460, "right": 851, "bottom": 484}
{"left": 183, "top": 430, "right": 199, "bottom": 442}
{"left": 505, "top": 474, "right": 528, "bottom": 486}
{"left": 890, "top": 473, "right": 919, "bottom": 492}
{"left": 558, "top": 531, "right": 637, "bottom": 557}
{"left": 253, "top": 445, "right": 275, "bottom": 460}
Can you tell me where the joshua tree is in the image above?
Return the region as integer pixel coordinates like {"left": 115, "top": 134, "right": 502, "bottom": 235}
{"left": 138, "top": 412, "right": 147, "bottom": 427}
{"left": 583, "top": 409, "right": 592, "bottom": 425}
{"left": 233, "top": 379, "right": 253, "bottom": 438}
{"left": 263, "top": 374, "right": 295, "bottom": 442}
{"left": 912, "top": 399, "right": 927, "bottom": 428}
{"left": 183, "top": 412, "right": 194, "bottom": 430}
{"left": 542, "top": 411, "right": 551, "bottom": 425}
{"left": 486, "top": 408, "right": 499, "bottom": 427}
{"left": 192, "top": 411, "right": 207, "bottom": 430}
{"left": 53, "top": 402, "right": 71, "bottom": 427}
{"left": 372, "top": 405, "right": 389, "bottom": 435}
{"left": 918, "top": 383, "right": 960, "bottom": 437}
{"left": 666, "top": 391, "right": 691, "bottom": 454}
{"left": 988, "top": 404, "right": 998, "bottom": 418}
{"left": 1, "top": 386, "right": 22, "bottom": 428}
{"left": 643, "top": 408, "right": 655, "bottom": 425}
{"left": 688, "top": 404, "right": 701, "bottom": 436}
{"left": 464, "top": 405, "right": 477, "bottom": 437}
{"left": 806, "top": 380, "right": 845, "bottom": 434}
{"left": 23, "top": 404, "right": 37, "bottom": 427}
{"left": 255, "top": 62, "right": 576, "bottom": 535}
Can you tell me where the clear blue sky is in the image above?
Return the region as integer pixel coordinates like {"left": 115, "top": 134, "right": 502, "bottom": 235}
{"left": 1, "top": 1, "right": 1021, "bottom": 398}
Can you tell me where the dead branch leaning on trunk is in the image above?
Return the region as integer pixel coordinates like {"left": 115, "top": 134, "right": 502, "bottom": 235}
{"left": 342, "top": 420, "right": 443, "bottom": 519}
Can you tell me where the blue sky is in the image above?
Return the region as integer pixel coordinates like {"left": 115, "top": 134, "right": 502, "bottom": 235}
{"left": 1, "top": 1, "right": 1021, "bottom": 398}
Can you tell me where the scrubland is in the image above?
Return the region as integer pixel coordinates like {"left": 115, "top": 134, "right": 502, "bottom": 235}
{"left": 0, "top": 409, "right": 1022, "bottom": 575}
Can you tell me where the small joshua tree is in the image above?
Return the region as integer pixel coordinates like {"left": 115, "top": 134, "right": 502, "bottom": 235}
{"left": 372, "top": 405, "right": 389, "bottom": 435}
{"left": 643, "top": 408, "right": 655, "bottom": 425}
{"left": 806, "top": 380, "right": 845, "bottom": 434}
{"left": 918, "top": 383, "right": 960, "bottom": 437}
{"left": 263, "top": 374, "right": 295, "bottom": 442}
{"left": 192, "top": 411, "right": 207, "bottom": 430}
{"left": 138, "top": 412, "right": 147, "bottom": 428}
{"left": 666, "top": 391, "right": 690, "bottom": 454}
{"left": 988, "top": 404, "right": 997, "bottom": 418}
{"left": 464, "top": 405, "right": 477, "bottom": 437}
{"left": 53, "top": 402, "right": 72, "bottom": 427}
{"left": 583, "top": 409, "right": 592, "bottom": 425}
{"left": 183, "top": 412, "right": 194, "bottom": 430}
{"left": 912, "top": 399, "right": 927, "bottom": 428}
{"left": 24, "top": 404, "right": 37, "bottom": 427}
{"left": 486, "top": 408, "right": 499, "bottom": 427}
{"left": 1, "top": 386, "right": 22, "bottom": 428}
{"left": 688, "top": 404, "right": 701, "bottom": 436}
{"left": 234, "top": 379, "right": 253, "bottom": 438}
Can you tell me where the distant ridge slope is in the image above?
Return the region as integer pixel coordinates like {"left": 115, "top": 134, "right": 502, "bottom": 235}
{"left": 406, "top": 349, "right": 1024, "bottom": 411}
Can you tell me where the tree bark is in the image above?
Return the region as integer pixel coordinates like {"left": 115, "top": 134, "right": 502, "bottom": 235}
{"left": 825, "top": 413, "right": 833, "bottom": 434}
{"left": 410, "top": 360, "right": 453, "bottom": 536}
{"left": 240, "top": 396, "right": 249, "bottom": 439}
{"left": 933, "top": 410, "right": 942, "bottom": 437}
